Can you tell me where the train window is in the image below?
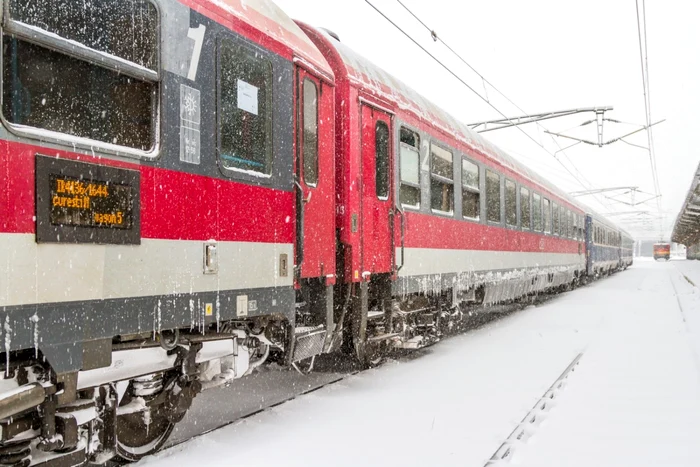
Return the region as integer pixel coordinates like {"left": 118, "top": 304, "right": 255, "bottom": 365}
{"left": 533, "top": 193, "right": 542, "bottom": 231}
{"left": 505, "top": 179, "right": 517, "bottom": 226}
{"left": 219, "top": 39, "right": 273, "bottom": 175}
{"left": 6, "top": 0, "right": 158, "bottom": 71}
{"left": 375, "top": 121, "right": 390, "bottom": 199}
{"left": 2, "top": 0, "right": 158, "bottom": 153}
{"left": 486, "top": 170, "right": 501, "bottom": 223}
{"left": 3, "top": 37, "right": 156, "bottom": 151}
{"left": 573, "top": 214, "right": 577, "bottom": 240}
{"left": 400, "top": 128, "right": 421, "bottom": 208}
{"left": 430, "top": 143, "right": 454, "bottom": 214}
{"left": 580, "top": 216, "right": 585, "bottom": 240}
{"left": 543, "top": 198, "right": 551, "bottom": 233}
{"left": 520, "top": 187, "right": 531, "bottom": 230}
{"left": 302, "top": 79, "right": 319, "bottom": 186}
{"left": 552, "top": 203, "right": 560, "bottom": 235}
{"left": 560, "top": 207, "right": 566, "bottom": 237}
{"left": 462, "top": 158, "right": 480, "bottom": 220}
{"left": 560, "top": 208, "right": 566, "bottom": 237}
{"left": 567, "top": 211, "right": 573, "bottom": 239}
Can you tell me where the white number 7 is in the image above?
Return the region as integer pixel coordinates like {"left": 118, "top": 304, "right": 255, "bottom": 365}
{"left": 187, "top": 24, "right": 206, "bottom": 81}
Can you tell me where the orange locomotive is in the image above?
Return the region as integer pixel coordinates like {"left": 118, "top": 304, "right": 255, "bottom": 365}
{"left": 653, "top": 243, "right": 671, "bottom": 261}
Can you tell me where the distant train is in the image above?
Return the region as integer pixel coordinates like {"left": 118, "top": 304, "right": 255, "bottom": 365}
{"left": 0, "top": 0, "right": 632, "bottom": 464}
{"left": 653, "top": 243, "right": 671, "bottom": 261}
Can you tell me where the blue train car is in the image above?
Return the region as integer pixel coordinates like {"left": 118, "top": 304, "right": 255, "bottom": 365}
{"left": 585, "top": 213, "right": 625, "bottom": 276}
{"left": 621, "top": 230, "right": 634, "bottom": 268}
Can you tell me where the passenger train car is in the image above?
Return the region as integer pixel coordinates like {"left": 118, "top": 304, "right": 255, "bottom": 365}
{"left": 586, "top": 213, "right": 634, "bottom": 275}
{"left": 0, "top": 0, "right": 632, "bottom": 465}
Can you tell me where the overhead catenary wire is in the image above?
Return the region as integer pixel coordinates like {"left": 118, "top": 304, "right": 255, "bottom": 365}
{"left": 363, "top": 0, "right": 595, "bottom": 202}
{"left": 376, "top": 0, "right": 619, "bottom": 216}
{"left": 398, "top": 0, "right": 660, "bottom": 225}
{"left": 635, "top": 0, "right": 663, "bottom": 235}
{"left": 393, "top": 0, "right": 620, "bottom": 217}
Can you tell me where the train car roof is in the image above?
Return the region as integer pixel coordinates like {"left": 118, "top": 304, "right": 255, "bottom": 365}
{"left": 302, "top": 26, "right": 585, "bottom": 207}
{"left": 301, "top": 25, "right": 634, "bottom": 237}
{"left": 192, "top": 0, "right": 333, "bottom": 80}
{"left": 584, "top": 206, "right": 623, "bottom": 232}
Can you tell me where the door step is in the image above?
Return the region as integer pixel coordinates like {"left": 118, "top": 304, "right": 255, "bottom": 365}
{"left": 293, "top": 325, "right": 326, "bottom": 362}
{"left": 367, "top": 332, "right": 400, "bottom": 343}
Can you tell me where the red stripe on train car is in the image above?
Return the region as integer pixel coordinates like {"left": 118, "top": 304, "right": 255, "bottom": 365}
{"left": 0, "top": 141, "right": 294, "bottom": 244}
{"left": 403, "top": 211, "right": 580, "bottom": 254}
{"left": 140, "top": 165, "right": 294, "bottom": 243}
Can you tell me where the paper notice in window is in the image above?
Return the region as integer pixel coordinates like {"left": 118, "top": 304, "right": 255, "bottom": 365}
{"left": 237, "top": 79, "right": 259, "bottom": 116}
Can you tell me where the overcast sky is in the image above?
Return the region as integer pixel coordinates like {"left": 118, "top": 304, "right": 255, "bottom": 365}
{"left": 275, "top": 0, "right": 700, "bottom": 240}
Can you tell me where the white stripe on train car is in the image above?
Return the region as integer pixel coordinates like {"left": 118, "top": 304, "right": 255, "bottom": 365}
{"left": 0, "top": 233, "right": 293, "bottom": 307}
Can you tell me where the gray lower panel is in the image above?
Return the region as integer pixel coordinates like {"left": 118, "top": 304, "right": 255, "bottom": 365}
{"left": 393, "top": 265, "right": 583, "bottom": 297}
{"left": 0, "top": 286, "right": 294, "bottom": 373}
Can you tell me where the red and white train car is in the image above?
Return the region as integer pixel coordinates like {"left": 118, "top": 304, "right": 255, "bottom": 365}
{"left": 301, "top": 25, "right": 587, "bottom": 357}
{"left": 0, "top": 0, "right": 337, "bottom": 463}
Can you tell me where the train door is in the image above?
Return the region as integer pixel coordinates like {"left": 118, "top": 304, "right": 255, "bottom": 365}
{"left": 296, "top": 67, "right": 335, "bottom": 279}
{"left": 360, "top": 103, "right": 394, "bottom": 275}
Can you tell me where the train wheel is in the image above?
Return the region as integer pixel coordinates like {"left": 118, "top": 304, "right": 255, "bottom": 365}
{"left": 115, "top": 377, "right": 176, "bottom": 462}
{"left": 116, "top": 397, "right": 174, "bottom": 461}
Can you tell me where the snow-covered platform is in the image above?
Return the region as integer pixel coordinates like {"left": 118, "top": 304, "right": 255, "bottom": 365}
{"left": 139, "top": 260, "right": 700, "bottom": 467}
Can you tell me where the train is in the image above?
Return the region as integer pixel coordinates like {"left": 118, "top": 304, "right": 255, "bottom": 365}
{"left": 0, "top": 0, "right": 633, "bottom": 465}
{"left": 653, "top": 243, "right": 671, "bottom": 261}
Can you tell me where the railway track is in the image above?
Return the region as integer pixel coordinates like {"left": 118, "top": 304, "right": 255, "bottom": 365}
{"left": 484, "top": 352, "right": 584, "bottom": 466}
{"left": 669, "top": 267, "right": 700, "bottom": 382}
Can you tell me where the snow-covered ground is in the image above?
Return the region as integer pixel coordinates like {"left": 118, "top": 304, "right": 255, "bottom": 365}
{"left": 138, "top": 260, "right": 700, "bottom": 467}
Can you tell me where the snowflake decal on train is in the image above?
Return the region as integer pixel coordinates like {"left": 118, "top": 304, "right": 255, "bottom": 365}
{"left": 183, "top": 92, "right": 198, "bottom": 119}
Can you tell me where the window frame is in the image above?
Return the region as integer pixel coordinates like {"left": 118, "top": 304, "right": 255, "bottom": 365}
{"left": 0, "top": 0, "right": 162, "bottom": 159}
{"left": 520, "top": 186, "right": 531, "bottom": 230}
{"left": 375, "top": 120, "right": 390, "bottom": 200}
{"left": 505, "top": 178, "right": 517, "bottom": 227}
{"left": 485, "top": 169, "right": 502, "bottom": 224}
{"left": 533, "top": 192, "right": 542, "bottom": 232}
{"left": 461, "top": 156, "right": 480, "bottom": 222}
{"left": 429, "top": 141, "right": 455, "bottom": 216}
{"left": 543, "top": 198, "right": 551, "bottom": 234}
{"left": 301, "top": 77, "right": 319, "bottom": 188}
{"left": 552, "top": 202, "right": 560, "bottom": 236}
{"left": 217, "top": 36, "right": 275, "bottom": 179}
{"left": 399, "top": 127, "right": 421, "bottom": 210}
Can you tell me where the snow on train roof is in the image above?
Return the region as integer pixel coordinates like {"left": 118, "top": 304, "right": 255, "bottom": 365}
{"left": 207, "top": 0, "right": 332, "bottom": 77}
{"left": 316, "top": 29, "right": 596, "bottom": 213}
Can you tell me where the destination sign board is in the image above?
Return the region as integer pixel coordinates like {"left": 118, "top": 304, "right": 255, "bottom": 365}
{"left": 36, "top": 155, "right": 141, "bottom": 244}
{"left": 49, "top": 174, "right": 133, "bottom": 229}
